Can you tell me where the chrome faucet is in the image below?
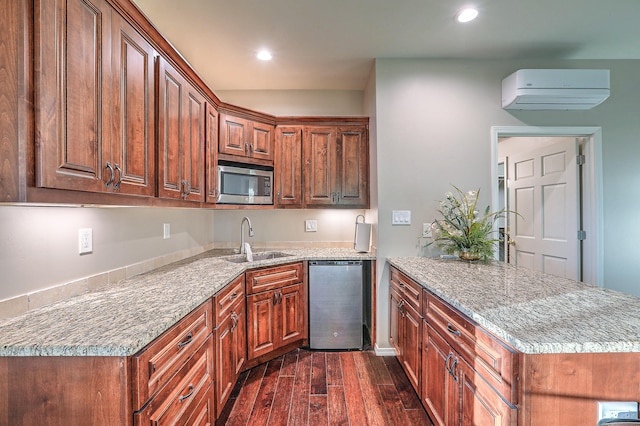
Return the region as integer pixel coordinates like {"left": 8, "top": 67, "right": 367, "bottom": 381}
{"left": 240, "top": 216, "right": 254, "bottom": 255}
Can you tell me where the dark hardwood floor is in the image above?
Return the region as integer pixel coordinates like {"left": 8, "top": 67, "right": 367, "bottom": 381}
{"left": 216, "top": 349, "right": 433, "bottom": 426}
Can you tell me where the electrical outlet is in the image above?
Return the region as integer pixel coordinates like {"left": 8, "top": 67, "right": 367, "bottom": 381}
{"left": 305, "top": 220, "right": 317, "bottom": 232}
{"left": 423, "top": 223, "right": 433, "bottom": 237}
{"left": 78, "top": 228, "right": 93, "bottom": 255}
{"left": 597, "top": 401, "right": 639, "bottom": 421}
{"left": 163, "top": 223, "right": 170, "bottom": 239}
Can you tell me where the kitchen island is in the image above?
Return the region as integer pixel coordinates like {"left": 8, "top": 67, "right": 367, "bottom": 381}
{"left": 387, "top": 256, "right": 640, "bottom": 425}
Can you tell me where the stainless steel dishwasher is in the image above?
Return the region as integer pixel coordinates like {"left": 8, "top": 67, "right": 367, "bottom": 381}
{"left": 309, "top": 260, "right": 363, "bottom": 350}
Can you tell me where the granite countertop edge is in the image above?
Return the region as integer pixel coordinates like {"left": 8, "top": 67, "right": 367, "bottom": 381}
{"left": 0, "top": 248, "right": 375, "bottom": 357}
{"left": 387, "top": 257, "right": 640, "bottom": 355}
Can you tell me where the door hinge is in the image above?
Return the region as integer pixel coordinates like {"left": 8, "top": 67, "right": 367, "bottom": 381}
{"left": 577, "top": 154, "right": 586, "bottom": 165}
{"left": 578, "top": 230, "right": 587, "bottom": 240}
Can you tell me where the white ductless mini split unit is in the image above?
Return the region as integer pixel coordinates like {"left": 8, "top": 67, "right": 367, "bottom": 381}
{"left": 501, "top": 69, "right": 610, "bottom": 110}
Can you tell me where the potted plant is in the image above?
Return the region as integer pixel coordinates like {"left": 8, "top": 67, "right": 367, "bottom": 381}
{"left": 426, "top": 186, "right": 512, "bottom": 261}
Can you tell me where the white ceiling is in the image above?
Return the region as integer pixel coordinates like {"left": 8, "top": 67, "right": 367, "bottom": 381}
{"left": 132, "top": 0, "right": 640, "bottom": 91}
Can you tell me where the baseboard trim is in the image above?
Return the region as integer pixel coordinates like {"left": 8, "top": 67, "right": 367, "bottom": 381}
{"left": 374, "top": 344, "right": 397, "bottom": 356}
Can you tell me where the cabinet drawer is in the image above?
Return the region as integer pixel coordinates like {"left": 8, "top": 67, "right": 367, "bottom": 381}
{"left": 390, "top": 267, "right": 422, "bottom": 312}
{"left": 246, "top": 262, "right": 303, "bottom": 294}
{"left": 425, "top": 291, "right": 518, "bottom": 404}
{"left": 134, "top": 335, "right": 213, "bottom": 425}
{"left": 215, "top": 274, "right": 245, "bottom": 326}
{"left": 132, "top": 300, "right": 213, "bottom": 410}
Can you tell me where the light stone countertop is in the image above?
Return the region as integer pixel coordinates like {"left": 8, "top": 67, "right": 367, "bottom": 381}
{"left": 387, "top": 257, "right": 640, "bottom": 354}
{"left": 0, "top": 248, "right": 374, "bottom": 357}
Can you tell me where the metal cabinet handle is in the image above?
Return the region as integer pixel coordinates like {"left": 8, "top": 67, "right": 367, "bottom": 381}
{"left": 249, "top": 143, "right": 254, "bottom": 155}
{"left": 278, "top": 291, "right": 283, "bottom": 305}
{"left": 181, "top": 180, "right": 191, "bottom": 199}
{"left": 178, "top": 332, "right": 193, "bottom": 348}
{"left": 104, "top": 162, "right": 115, "bottom": 188}
{"left": 229, "top": 292, "right": 238, "bottom": 300}
{"left": 244, "top": 142, "right": 249, "bottom": 155}
{"left": 179, "top": 384, "right": 194, "bottom": 402}
{"left": 447, "top": 323, "right": 462, "bottom": 337}
{"left": 445, "top": 353, "right": 453, "bottom": 373}
{"left": 337, "top": 191, "right": 341, "bottom": 203}
{"left": 231, "top": 312, "right": 238, "bottom": 331}
{"left": 450, "top": 357, "right": 459, "bottom": 382}
{"left": 113, "top": 163, "right": 123, "bottom": 190}
{"left": 273, "top": 292, "right": 278, "bottom": 305}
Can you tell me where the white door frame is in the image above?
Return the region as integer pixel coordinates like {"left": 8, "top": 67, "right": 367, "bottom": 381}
{"left": 490, "top": 126, "right": 603, "bottom": 286}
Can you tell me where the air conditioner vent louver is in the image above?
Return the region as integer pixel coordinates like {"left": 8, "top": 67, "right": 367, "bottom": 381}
{"left": 502, "top": 69, "right": 610, "bottom": 110}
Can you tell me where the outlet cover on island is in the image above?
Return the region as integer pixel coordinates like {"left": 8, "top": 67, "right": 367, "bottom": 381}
{"left": 163, "top": 223, "right": 170, "bottom": 239}
{"left": 78, "top": 228, "right": 92, "bottom": 255}
{"left": 305, "top": 220, "right": 317, "bottom": 232}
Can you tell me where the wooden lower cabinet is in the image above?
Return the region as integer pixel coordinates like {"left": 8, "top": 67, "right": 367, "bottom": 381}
{"left": 214, "top": 278, "right": 247, "bottom": 416}
{"left": 389, "top": 269, "right": 423, "bottom": 394}
{"left": 422, "top": 323, "right": 515, "bottom": 426}
{"left": 247, "top": 283, "right": 304, "bottom": 360}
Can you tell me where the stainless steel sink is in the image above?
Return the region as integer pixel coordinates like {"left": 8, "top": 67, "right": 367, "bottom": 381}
{"left": 224, "top": 251, "right": 292, "bottom": 263}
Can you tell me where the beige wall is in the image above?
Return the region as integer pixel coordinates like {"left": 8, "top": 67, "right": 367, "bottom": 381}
{"left": 371, "top": 58, "right": 640, "bottom": 350}
{"left": 216, "top": 90, "right": 364, "bottom": 116}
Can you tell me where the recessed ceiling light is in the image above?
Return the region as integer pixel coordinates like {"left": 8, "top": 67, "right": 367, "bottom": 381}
{"left": 257, "top": 50, "right": 272, "bottom": 61}
{"left": 455, "top": 8, "right": 478, "bottom": 23}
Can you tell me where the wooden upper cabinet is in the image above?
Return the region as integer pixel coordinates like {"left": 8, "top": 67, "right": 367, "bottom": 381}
{"left": 219, "top": 113, "right": 274, "bottom": 163}
{"left": 157, "top": 56, "right": 205, "bottom": 202}
{"left": 274, "top": 126, "right": 303, "bottom": 207}
{"left": 35, "top": 0, "right": 155, "bottom": 196}
{"left": 205, "top": 103, "right": 219, "bottom": 203}
{"left": 303, "top": 125, "right": 369, "bottom": 208}
{"left": 337, "top": 126, "right": 369, "bottom": 207}
{"left": 110, "top": 12, "right": 156, "bottom": 196}
{"left": 35, "top": 0, "right": 111, "bottom": 193}
{"left": 303, "top": 127, "right": 338, "bottom": 206}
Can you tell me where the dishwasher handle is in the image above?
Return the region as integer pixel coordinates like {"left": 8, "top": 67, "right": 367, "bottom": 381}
{"left": 309, "top": 260, "right": 363, "bottom": 267}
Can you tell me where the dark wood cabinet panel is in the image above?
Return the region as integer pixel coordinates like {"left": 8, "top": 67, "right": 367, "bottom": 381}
{"left": 246, "top": 263, "right": 306, "bottom": 362}
{"left": 214, "top": 279, "right": 246, "bottom": 417}
{"left": 157, "top": 56, "right": 205, "bottom": 201}
{"left": 422, "top": 323, "right": 453, "bottom": 426}
{"left": 35, "top": 0, "right": 156, "bottom": 196}
{"left": 336, "top": 126, "right": 368, "bottom": 207}
{"left": 35, "top": 0, "right": 111, "bottom": 193}
{"left": 303, "top": 125, "right": 368, "bottom": 208}
{"left": 274, "top": 126, "right": 303, "bottom": 207}
{"left": 205, "top": 103, "right": 219, "bottom": 203}
{"left": 303, "top": 127, "right": 337, "bottom": 206}
{"left": 402, "top": 301, "right": 422, "bottom": 394}
{"left": 219, "top": 113, "right": 274, "bottom": 163}
{"left": 110, "top": 12, "right": 156, "bottom": 196}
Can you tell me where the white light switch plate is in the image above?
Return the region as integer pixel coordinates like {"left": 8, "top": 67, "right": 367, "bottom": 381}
{"left": 163, "top": 223, "right": 170, "bottom": 239}
{"left": 392, "top": 210, "right": 411, "bottom": 225}
{"left": 305, "top": 219, "right": 317, "bottom": 232}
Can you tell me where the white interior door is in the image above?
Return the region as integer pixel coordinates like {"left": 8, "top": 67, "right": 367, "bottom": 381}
{"left": 507, "top": 139, "right": 580, "bottom": 280}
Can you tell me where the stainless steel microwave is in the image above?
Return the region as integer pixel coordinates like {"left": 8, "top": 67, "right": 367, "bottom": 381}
{"left": 217, "top": 164, "right": 273, "bottom": 205}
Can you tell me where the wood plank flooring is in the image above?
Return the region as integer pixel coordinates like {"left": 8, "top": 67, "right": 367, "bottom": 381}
{"left": 216, "top": 349, "right": 433, "bottom": 426}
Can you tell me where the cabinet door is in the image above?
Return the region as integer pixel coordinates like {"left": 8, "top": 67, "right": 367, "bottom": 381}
{"left": 246, "top": 290, "right": 277, "bottom": 360}
{"left": 336, "top": 126, "right": 368, "bottom": 207}
{"left": 219, "top": 114, "right": 249, "bottom": 157}
{"left": 215, "top": 309, "right": 236, "bottom": 416}
{"left": 35, "top": 0, "right": 111, "bottom": 193}
{"left": 110, "top": 13, "right": 155, "bottom": 196}
{"left": 402, "top": 301, "right": 422, "bottom": 394}
{"left": 157, "top": 56, "right": 205, "bottom": 201}
{"left": 183, "top": 86, "right": 206, "bottom": 201}
{"left": 389, "top": 286, "right": 402, "bottom": 358}
{"left": 278, "top": 283, "right": 304, "bottom": 346}
{"left": 205, "top": 103, "right": 219, "bottom": 203}
{"left": 303, "top": 127, "right": 338, "bottom": 206}
{"left": 250, "top": 121, "right": 275, "bottom": 161}
{"left": 423, "top": 323, "right": 459, "bottom": 426}
{"left": 233, "top": 298, "right": 247, "bottom": 377}
{"left": 458, "top": 357, "right": 516, "bottom": 426}
{"left": 274, "top": 126, "right": 303, "bottom": 207}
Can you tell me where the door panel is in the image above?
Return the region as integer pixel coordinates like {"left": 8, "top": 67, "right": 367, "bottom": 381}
{"left": 279, "top": 284, "right": 303, "bottom": 345}
{"left": 304, "top": 127, "right": 336, "bottom": 205}
{"left": 508, "top": 138, "right": 579, "bottom": 280}
{"left": 275, "top": 127, "right": 302, "bottom": 207}
{"left": 247, "top": 292, "right": 276, "bottom": 360}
